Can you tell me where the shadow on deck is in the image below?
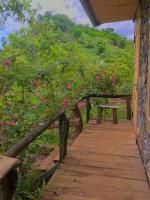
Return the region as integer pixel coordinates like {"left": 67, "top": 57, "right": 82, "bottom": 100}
{"left": 40, "top": 121, "right": 150, "bottom": 200}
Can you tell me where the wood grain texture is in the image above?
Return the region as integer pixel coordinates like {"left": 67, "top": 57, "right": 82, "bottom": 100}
{"left": 91, "top": 0, "right": 138, "bottom": 23}
{"left": 0, "top": 156, "right": 19, "bottom": 180}
{"left": 40, "top": 121, "right": 150, "bottom": 200}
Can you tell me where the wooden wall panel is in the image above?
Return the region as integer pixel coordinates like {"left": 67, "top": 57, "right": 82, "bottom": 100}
{"left": 146, "top": 21, "right": 150, "bottom": 130}
{"left": 133, "top": 7, "right": 141, "bottom": 133}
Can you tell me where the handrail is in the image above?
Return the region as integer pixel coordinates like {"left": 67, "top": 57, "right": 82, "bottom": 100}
{"left": 81, "top": 94, "right": 131, "bottom": 100}
{"left": 0, "top": 106, "right": 83, "bottom": 200}
{"left": 4, "top": 110, "right": 65, "bottom": 158}
{"left": 4, "top": 94, "right": 131, "bottom": 158}
{"left": 0, "top": 94, "right": 131, "bottom": 200}
{"left": 81, "top": 94, "right": 132, "bottom": 122}
{"left": 1, "top": 110, "right": 69, "bottom": 200}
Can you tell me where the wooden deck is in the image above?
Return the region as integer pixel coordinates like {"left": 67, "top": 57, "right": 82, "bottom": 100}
{"left": 40, "top": 121, "right": 150, "bottom": 200}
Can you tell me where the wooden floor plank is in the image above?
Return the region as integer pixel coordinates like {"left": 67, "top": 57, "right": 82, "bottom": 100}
{"left": 40, "top": 121, "right": 150, "bottom": 200}
{"left": 58, "top": 163, "right": 147, "bottom": 181}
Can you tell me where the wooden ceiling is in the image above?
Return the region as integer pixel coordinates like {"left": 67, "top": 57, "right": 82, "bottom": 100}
{"left": 80, "top": 0, "right": 139, "bottom": 26}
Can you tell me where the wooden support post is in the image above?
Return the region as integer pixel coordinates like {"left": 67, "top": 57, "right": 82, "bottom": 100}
{"left": 0, "top": 169, "right": 18, "bottom": 200}
{"left": 73, "top": 105, "right": 83, "bottom": 134}
{"left": 86, "top": 97, "right": 91, "bottom": 123}
{"left": 113, "top": 108, "right": 118, "bottom": 124}
{"left": 97, "top": 107, "right": 103, "bottom": 124}
{"left": 0, "top": 156, "right": 19, "bottom": 200}
{"left": 58, "top": 113, "right": 70, "bottom": 162}
{"left": 126, "top": 96, "right": 131, "bottom": 120}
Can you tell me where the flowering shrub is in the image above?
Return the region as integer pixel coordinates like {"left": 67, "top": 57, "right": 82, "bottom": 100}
{"left": 66, "top": 83, "right": 72, "bottom": 90}
{"left": 78, "top": 102, "right": 85, "bottom": 109}
{"left": 3, "top": 60, "right": 11, "bottom": 67}
{"left": 63, "top": 99, "right": 70, "bottom": 105}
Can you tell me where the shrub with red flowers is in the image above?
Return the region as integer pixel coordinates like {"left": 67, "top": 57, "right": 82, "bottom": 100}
{"left": 78, "top": 102, "right": 85, "bottom": 109}
{"left": 66, "top": 83, "right": 72, "bottom": 90}
{"left": 3, "top": 60, "right": 11, "bottom": 67}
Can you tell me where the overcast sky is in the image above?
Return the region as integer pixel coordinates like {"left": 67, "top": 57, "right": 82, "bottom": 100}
{"left": 0, "top": 0, "right": 134, "bottom": 45}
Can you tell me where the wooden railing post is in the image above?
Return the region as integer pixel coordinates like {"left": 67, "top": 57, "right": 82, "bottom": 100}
{"left": 0, "top": 156, "right": 19, "bottom": 200}
{"left": 73, "top": 105, "right": 83, "bottom": 134}
{"left": 126, "top": 96, "right": 131, "bottom": 120}
{"left": 58, "top": 113, "right": 70, "bottom": 162}
{"left": 0, "top": 169, "right": 18, "bottom": 200}
{"left": 86, "top": 97, "right": 91, "bottom": 123}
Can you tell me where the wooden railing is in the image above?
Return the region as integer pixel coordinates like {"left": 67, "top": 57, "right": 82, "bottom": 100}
{"left": 0, "top": 106, "right": 83, "bottom": 200}
{"left": 82, "top": 94, "right": 132, "bottom": 122}
{"left": 0, "top": 94, "right": 131, "bottom": 200}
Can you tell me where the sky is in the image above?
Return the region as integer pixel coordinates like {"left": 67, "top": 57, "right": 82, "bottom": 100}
{"left": 0, "top": 0, "right": 134, "bottom": 45}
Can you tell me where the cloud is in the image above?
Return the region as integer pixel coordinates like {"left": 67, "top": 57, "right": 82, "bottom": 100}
{"left": 98, "top": 21, "right": 134, "bottom": 39}
{"left": 31, "top": 0, "right": 92, "bottom": 25}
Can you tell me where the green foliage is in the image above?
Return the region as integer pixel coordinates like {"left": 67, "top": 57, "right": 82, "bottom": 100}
{"left": 0, "top": 0, "right": 34, "bottom": 27}
{"left": 13, "top": 170, "right": 42, "bottom": 200}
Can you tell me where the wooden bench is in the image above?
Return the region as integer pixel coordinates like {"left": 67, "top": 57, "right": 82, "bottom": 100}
{"left": 97, "top": 105, "right": 119, "bottom": 124}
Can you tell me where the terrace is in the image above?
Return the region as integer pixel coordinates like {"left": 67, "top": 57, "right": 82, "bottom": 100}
{"left": 0, "top": 0, "right": 150, "bottom": 199}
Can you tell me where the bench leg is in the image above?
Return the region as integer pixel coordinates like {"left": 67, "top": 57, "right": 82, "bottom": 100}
{"left": 113, "top": 108, "right": 118, "bottom": 124}
{"left": 97, "top": 108, "right": 103, "bottom": 124}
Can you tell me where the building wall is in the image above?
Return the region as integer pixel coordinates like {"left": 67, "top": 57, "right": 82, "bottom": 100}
{"left": 137, "top": 0, "right": 150, "bottom": 182}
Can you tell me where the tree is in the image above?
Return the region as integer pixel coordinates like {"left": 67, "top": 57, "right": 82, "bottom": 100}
{"left": 0, "top": 0, "right": 34, "bottom": 28}
{"left": 38, "top": 12, "right": 74, "bottom": 31}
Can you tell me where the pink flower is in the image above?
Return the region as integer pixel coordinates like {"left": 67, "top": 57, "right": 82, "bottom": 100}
{"left": 31, "top": 80, "right": 37, "bottom": 85}
{"left": 67, "top": 83, "right": 72, "bottom": 90}
{"left": 63, "top": 99, "right": 70, "bottom": 105}
{"left": 41, "top": 83, "right": 46, "bottom": 87}
{"left": 111, "top": 80, "right": 116, "bottom": 87}
{"left": 96, "top": 76, "right": 100, "bottom": 81}
{"left": 78, "top": 102, "right": 85, "bottom": 109}
{"left": 111, "top": 75, "right": 117, "bottom": 87}
{"left": 3, "top": 60, "right": 11, "bottom": 67}
{"left": 38, "top": 96, "right": 43, "bottom": 101}
{"left": 35, "top": 89, "right": 40, "bottom": 94}
{"left": 4, "top": 121, "right": 15, "bottom": 126}
{"left": 32, "top": 105, "right": 38, "bottom": 110}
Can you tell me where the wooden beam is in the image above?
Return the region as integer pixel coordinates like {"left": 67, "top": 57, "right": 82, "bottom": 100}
{"left": 79, "top": 0, "right": 100, "bottom": 26}
{"left": 79, "top": 0, "right": 138, "bottom": 25}
{"left": 4, "top": 110, "right": 65, "bottom": 158}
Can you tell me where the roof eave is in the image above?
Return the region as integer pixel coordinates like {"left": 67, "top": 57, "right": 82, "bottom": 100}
{"left": 79, "top": 0, "right": 101, "bottom": 26}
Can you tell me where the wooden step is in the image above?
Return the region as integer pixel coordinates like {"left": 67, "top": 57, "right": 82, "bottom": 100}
{"left": 34, "top": 148, "right": 59, "bottom": 171}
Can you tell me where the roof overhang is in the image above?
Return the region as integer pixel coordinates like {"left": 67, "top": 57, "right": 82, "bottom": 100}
{"left": 79, "top": 0, "right": 139, "bottom": 26}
